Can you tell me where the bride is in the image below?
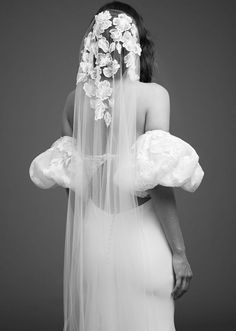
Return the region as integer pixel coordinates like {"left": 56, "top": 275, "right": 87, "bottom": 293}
{"left": 29, "top": 2, "right": 204, "bottom": 330}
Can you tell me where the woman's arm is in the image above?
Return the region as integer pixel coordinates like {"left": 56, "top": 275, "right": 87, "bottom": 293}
{"left": 147, "top": 186, "right": 193, "bottom": 299}
{"left": 145, "top": 83, "right": 193, "bottom": 300}
{"left": 61, "top": 90, "right": 75, "bottom": 196}
{"left": 61, "top": 90, "right": 75, "bottom": 137}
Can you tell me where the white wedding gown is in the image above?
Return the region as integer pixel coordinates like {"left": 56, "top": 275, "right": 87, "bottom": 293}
{"left": 83, "top": 197, "right": 175, "bottom": 331}
{"left": 29, "top": 130, "right": 204, "bottom": 331}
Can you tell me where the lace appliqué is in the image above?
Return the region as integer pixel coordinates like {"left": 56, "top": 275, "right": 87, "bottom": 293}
{"left": 49, "top": 136, "right": 74, "bottom": 168}
{"left": 76, "top": 10, "right": 142, "bottom": 127}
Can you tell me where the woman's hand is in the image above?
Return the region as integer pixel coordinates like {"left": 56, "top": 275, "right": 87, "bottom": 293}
{"left": 171, "top": 251, "right": 193, "bottom": 300}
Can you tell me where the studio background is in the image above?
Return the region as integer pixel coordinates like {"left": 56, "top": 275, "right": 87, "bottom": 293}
{"left": 1, "top": 0, "right": 235, "bottom": 330}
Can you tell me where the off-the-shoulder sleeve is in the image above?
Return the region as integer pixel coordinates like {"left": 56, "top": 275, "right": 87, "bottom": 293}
{"left": 114, "top": 130, "right": 204, "bottom": 196}
{"left": 29, "top": 136, "right": 75, "bottom": 189}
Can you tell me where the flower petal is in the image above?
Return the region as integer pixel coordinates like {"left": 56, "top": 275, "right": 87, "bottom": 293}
{"left": 104, "top": 111, "right": 112, "bottom": 127}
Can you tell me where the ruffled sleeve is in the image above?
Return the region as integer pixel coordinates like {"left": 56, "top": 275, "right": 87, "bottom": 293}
{"left": 29, "top": 136, "right": 75, "bottom": 189}
{"left": 114, "top": 130, "right": 204, "bottom": 197}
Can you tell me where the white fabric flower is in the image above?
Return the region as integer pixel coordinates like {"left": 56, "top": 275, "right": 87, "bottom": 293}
{"left": 122, "top": 31, "right": 138, "bottom": 53}
{"left": 82, "top": 51, "right": 90, "bottom": 62}
{"left": 90, "top": 41, "right": 98, "bottom": 56}
{"left": 104, "top": 111, "right": 112, "bottom": 127}
{"left": 95, "top": 80, "right": 112, "bottom": 100}
{"left": 90, "top": 66, "right": 102, "bottom": 82}
{"left": 113, "top": 13, "right": 132, "bottom": 32}
{"left": 96, "top": 10, "right": 112, "bottom": 22}
{"left": 80, "top": 60, "right": 93, "bottom": 74}
{"left": 92, "top": 22, "right": 105, "bottom": 38}
{"left": 90, "top": 97, "right": 107, "bottom": 109}
{"left": 83, "top": 79, "right": 96, "bottom": 97}
{"left": 93, "top": 11, "right": 112, "bottom": 37}
{"left": 130, "top": 23, "right": 138, "bottom": 37}
{"left": 96, "top": 53, "right": 112, "bottom": 67}
{"left": 98, "top": 37, "right": 109, "bottom": 52}
{"left": 124, "top": 52, "right": 136, "bottom": 68}
{"left": 122, "top": 31, "right": 142, "bottom": 55}
{"left": 84, "top": 32, "right": 93, "bottom": 51}
{"left": 124, "top": 53, "right": 140, "bottom": 80}
{"left": 94, "top": 99, "right": 107, "bottom": 120}
{"left": 133, "top": 43, "right": 142, "bottom": 56}
{"left": 101, "top": 19, "right": 112, "bottom": 30}
{"left": 103, "top": 59, "right": 120, "bottom": 78}
{"left": 76, "top": 71, "right": 87, "bottom": 84}
{"left": 116, "top": 42, "right": 122, "bottom": 54}
{"left": 110, "top": 28, "right": 123, "bottom": 42}
{"left": 109, "top": 42, "right": 116, "bottom": 53}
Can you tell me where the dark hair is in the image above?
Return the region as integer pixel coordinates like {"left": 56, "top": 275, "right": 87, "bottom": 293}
{"left": 95, "top": 1, "right": 156, "bottom": 83}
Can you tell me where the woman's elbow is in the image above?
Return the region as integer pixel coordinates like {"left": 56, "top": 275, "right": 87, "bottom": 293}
{"left": 148, "top": 185, "right": 176, "bottom": 202}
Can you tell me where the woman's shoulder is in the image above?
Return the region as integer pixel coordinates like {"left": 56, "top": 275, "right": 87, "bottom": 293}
{"left": 136, "top": 82, "right": 170, "bottom": 112}
{"left": 136, "top": 81, "right": 169, "bottom": 97}
{"left": 134, "top": 82, "right": 170, "bottom": 132}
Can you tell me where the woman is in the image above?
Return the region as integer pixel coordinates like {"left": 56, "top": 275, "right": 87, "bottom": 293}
{"left": 29, "top": 2, "right": 204, "bottom": 330}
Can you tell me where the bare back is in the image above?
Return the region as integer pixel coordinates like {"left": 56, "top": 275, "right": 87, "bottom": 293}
{"left": 62, "top": 82, "right": 170, "bottom": 138}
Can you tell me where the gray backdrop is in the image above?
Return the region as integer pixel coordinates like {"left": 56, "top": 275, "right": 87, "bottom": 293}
{"left": 1, "top": 0, "right": 235, "bottom": 330}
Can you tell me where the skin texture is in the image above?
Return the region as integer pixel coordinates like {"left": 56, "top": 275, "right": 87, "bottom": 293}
{"left": 61, "top": 82, "right": 193, "bottom": 300}
{"left": 141, "top": 83, "right": 193, "bottom": 300}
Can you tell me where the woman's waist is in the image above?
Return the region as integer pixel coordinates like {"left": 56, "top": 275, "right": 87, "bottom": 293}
{"left": 86, "top": 196, "right": 154, "bottom": 219}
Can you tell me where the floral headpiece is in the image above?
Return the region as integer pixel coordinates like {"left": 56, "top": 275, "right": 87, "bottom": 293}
{"left": 76, "top": 10, "right": 142, "bottom": 127}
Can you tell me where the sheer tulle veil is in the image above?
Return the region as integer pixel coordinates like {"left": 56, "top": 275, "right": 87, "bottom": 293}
{"left": 63, "top": 9, "right": 147, "bottom": 331}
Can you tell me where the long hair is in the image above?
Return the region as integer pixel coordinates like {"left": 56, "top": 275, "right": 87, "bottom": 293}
{"left": 95, "top": 1, "right": 156, "bottom": 82}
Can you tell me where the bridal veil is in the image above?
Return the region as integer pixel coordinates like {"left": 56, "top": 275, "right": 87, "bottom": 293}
{"left": 63, "top": 9, "right": 147, "bottom": 331}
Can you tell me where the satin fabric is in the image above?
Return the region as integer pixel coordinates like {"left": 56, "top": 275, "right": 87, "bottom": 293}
{"left": 82, "top": 198, "right": 176, "bottom": 331}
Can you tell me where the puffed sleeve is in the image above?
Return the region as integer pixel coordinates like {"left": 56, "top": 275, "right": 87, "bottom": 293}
{"left": 29, "top": 136, "right": 75, "bottom": 189}
{"left": 114, "top": 130, "right": 204, "bottom": 197}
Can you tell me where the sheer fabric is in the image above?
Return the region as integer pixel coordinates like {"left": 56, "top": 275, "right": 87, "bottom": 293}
{"left": 63, "top": 10, "right": 147, "bottom": 331}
